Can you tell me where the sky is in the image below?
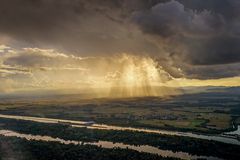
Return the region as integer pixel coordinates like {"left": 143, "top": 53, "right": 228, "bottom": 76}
{"left": 0, "top": 0, "right": 240, "bottom": 97}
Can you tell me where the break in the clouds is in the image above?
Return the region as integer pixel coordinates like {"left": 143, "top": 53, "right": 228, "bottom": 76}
{"left": 0, "top": 46, "right": 176, "bottom": 97}
{"left": 0, "top": 0, "right": 240, "bottom": 80}
{"left": 0, "top": 46, "right": 239, "bottom": 96}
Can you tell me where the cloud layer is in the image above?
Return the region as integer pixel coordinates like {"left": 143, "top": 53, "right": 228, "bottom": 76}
{"left": 0, "top": 0, "right": 239, "bottom": 80}
{"left": 1, "top": 46, "right": 177, "bottom": 96}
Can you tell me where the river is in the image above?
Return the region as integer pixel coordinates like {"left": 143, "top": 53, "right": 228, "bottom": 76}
{"left": 0, "top": 129, "right": 222, "bottom": 160}
{"left": 0, "top": 114, "right": 239, "bottom": 145}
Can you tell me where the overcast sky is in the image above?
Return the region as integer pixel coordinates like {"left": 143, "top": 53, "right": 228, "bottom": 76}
{"left": 0, "top": 0, "right": 239, "bottom": 94}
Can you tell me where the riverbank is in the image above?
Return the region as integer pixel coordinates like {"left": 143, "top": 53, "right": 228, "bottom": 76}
{"left": 0, "top": 115, "right": 239, "bottom": 159}
{"left": 0, "top": 130, "right": 220, "bottom": 160}
{"left": 0, "top": 114, "right": 239, "bottom": 145}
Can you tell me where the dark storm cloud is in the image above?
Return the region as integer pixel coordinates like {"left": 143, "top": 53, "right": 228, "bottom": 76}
{"left": 180, "top": 62, "right": 240, "bottom": 79}
{"left": 177, "top": 0, "right": 240, "bottom": 19}
{"left": 133, "top": 2, "right": 224, "bottom": 37}
{"left": 182, "top": 36, "right": 240, "bottom": 65}
{"left": 132, "top": 0, "right": 240, "bottom": 65}
{"left": 0, "top": 0, "right": 159, "bottom": 55}
{"left": 0, "top": 0, "right": 176, "bottom": 55}
{"left": 131, "top": 0, "right": 240, "bottom": 78}
{"left": 0, "top": 0, "right": 240, "bottom": 79}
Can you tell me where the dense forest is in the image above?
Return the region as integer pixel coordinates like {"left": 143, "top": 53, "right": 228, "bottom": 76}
{"left": 0, "top": 136, "right": 179, "bottom": 160}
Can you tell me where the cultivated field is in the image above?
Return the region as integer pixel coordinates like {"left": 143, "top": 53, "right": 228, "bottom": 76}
{"left": 0, "top": 88, "right": 239, "bottom": 133}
